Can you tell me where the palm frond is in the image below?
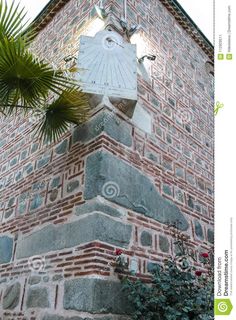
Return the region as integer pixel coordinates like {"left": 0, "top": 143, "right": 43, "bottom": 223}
{"left": 0, "top": 1, "right": 91, "bottom": 144}
{"left": 0, "top": 0, "right": 28, "bottom": 41}
{"left": 0, "top": 38, "right": 77, "bottom": 112}
{"left": 34, "top": 88, "right": 90, "bottom": 143}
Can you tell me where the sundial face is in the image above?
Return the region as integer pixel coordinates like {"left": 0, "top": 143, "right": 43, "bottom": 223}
{"left": 77, "top": 30, "right": 137, "bottom": 101}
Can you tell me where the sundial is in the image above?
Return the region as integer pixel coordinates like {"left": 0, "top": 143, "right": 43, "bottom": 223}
{"left": 77, "top": 30, "right": 137, "bottom": 116}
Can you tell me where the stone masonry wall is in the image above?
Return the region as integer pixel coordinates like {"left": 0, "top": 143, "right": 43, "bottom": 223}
{"left": 0, "top": 0, "right": 214, "bottom": 319}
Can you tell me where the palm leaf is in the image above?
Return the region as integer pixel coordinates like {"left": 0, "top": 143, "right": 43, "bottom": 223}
{"left": 0, "top": 1, "right": 90, "bottom": 143}
{"left": 0, "top": 0, "right": 28, "bottom": 41}
{"left": 0, "top": 37, "right": 77, "bottom": 112}
{"left": 34, "top": 88, "right": 90, "bottom": 143}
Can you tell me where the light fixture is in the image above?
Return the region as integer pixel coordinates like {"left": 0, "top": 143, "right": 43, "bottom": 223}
{"left": 119, "top": 17, "right": 128, "bottom": 31}
{"left": 127, "top": 24, "right": 141, "bottom": 37}
{"left": 64, "top": 55, "right": 77, "bottom": 63}
{"left": 138, "top": 54, "right": 156, "bottom": 63}
{"left": 95, "top": 4, "right": 108, "bottom": 20}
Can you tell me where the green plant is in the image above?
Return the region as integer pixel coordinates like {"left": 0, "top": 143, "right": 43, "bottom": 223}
{"left": 0, "top": 0, "right": 89, "bottom": 143}
{"left": 113, "top": 249, "right": 129, "bottom": 273}
{"left": 121, "top": 227, "right": 214, "bottom": 320}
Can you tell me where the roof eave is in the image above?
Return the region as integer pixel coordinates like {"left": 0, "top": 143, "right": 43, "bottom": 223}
{"left": 30, "top": 0, "right": 214, "bottom": 61}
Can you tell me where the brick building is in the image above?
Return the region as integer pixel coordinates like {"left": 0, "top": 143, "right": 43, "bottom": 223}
{"left": 0, "top": 0, "right": 214, "bottom": 319}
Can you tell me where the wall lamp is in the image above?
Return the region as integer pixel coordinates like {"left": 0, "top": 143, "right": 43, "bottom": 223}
{"left": 63, "top": 55, "right": 77, "bottom": 63}
{"left": 118, "top": 19, "right": 140, "bottom": 38}
{"left": 95, "top": 4, "right": 108, "bottom": 20}
{"left": 119, "top": 17, "right": 128, "bottom": 31}
{"left": 138, "top": 54, "right": 156, "bottom": 63}
{"left": 128, "top": 24, "right": 141, "bottom": 37}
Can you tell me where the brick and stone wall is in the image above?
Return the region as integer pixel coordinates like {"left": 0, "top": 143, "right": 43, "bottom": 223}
{"left": 0, "top": 0, "right": 214, "bottom": 319}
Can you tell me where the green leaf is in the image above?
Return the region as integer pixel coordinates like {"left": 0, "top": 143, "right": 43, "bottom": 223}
{"left": 0, "top": 0, "right": 28, "bottom": 41}
{"left": 34, "top": 88, "right": 90, "bottom": 143}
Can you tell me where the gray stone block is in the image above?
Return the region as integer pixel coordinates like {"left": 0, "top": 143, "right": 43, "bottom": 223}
{"left": 159, "top": 235, "right": 169, "bottom": 253}
{"left": 75, "top": 198, "right": 122, "bottom": 218}
{"left": 55, "top": 139, "right": 68, "bottom": 155}
{"left": 42, "top": 315, "right": 84, "bottom": 320}
{"left": 50, "top": 189, "right": 59, "bottom": 202}
{"left": 63, "top": 278, "right": 132, "bottom": 314}
{"left": 147, "top": 262, "right": 159, "bottom": 273}
{"left": 3, "top": 282, "right": 21, "bottom": 309}
{"left": 67, "top": 180, "right": 80, "bottom": 193}
{"left": 0, "top": 236, "right": 13, "bottom": 264}
{"left": 207, "top": 228, "right": 214, "bottom": 244}
{"left": 18, "top": 202, "right": 27, "bottom": 215}
{"left": 37, "top": 155, "right": 50, "bottom": 169}
{"left": 42, "top": 316, "right": 64, "bottom": 320}
{"left": 194, "top": 220, "right": 204, "bottom": 240}
{"left": 72, "top": 109, "right": 132, "bottom": 147}
{"left": 28, "top": 276, "right": 41, "bottom": 285}
{"left": 84, "top": 151, "right": 188, "bottom": 230}
{"left": 31, "top": 143, "right": 39, "bottom": 154}
{"left": 30, "top": 194, "right": 43, "bottom": 211}
{"left": 140, "top": 231, "right": 152, "bottom": 246}
{"left": 51, "top": 177, "right": 60, "bottom": 188}
{"left": 24, "top": 162, "right": 34, "bottom": 175}
{"left": 4, "top": 209, "right": 14, "bottom": 219}
{"left": 42, "top": 315, "right": 109, "bottom": 320}
{"left": 16, "top": 213, "right": 132, "bottom": 258}
{"left": 26, "top": 287, "right": 50, "bottom": 308}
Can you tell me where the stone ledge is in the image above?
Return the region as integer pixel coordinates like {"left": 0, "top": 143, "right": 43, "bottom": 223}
{"left": 16, "top": 213, "right": 132, "bottom": 259}
{"left": 73, "top": 109, "right": 132, "bottom": 147}
{"left": 43, "top": 314, "right": 129, "bottom": 320}
{"left": 74, "top": 197, "right": 123, "bottom": 218}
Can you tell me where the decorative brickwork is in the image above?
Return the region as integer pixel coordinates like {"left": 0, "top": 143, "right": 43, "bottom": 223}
{"left": 0, "top": 0, "right": 214, "bottom": 318}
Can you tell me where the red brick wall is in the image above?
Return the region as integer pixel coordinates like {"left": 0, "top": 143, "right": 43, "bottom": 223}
{"left": 0, "top": 0, "right": 214, "bottom": 318}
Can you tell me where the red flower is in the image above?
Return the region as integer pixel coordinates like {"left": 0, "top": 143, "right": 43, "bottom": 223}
{"left": 115, "top": 249, "right": 123, "bottom": 256}
{"left": 201, "top": 253, "right": 209, "bottom": 258}
{"left": 195, "top": 270, "right": 203, "bottom": 276}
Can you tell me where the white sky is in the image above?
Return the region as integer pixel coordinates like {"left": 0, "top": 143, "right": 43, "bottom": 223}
{"left": 6, "top": 0, "right": 213, "bottom": 43}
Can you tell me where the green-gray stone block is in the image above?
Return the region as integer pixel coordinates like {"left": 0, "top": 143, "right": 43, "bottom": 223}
{"left": 74, "top": 198, "right": 122, "bottom": 218}
{"left": 84, "top": 151, "right": 188, "bottom": 231}
{"left": 24, "top": 162, "right": 34, "bottom": 175}
{"left": 31, "top": 143, "right": 39, "bottom": 154}
{"left": 63, "top": 278, "right": 133, "bottom": 314}
{"left": 67, "top": 180, "right": 80, "bottom": 193}
{"left": 140, "top": 231, "right": 152, "bottom": 246}
{"left": 207, "top": 228, "right": 214, "bottom": 244}
{"left": 0, "top": 236, "right": 13, "bottom": 264}
{"left": 2, "top": 282, "right": 21, "bottom": 309}
{"left": 37, "top": 155, "right": 50, "bottom": 169}
{"left": 16, "top": 213, "right": 132, "bottom": 258}
{"left": 18, "top": 202, "right": 27, "bottom": 215}
{"left": 55, "top": 139, "right": 68, "bottom": 155}
{"left": 30, "top": 194, "right": 43, "bottom": 211}
{"left": 50, "top": 177, "right": 61, "bottom": 188}
{"left": 72, "top": 109, "right": 132, "bottom": 147}
{"left": 194, "top": 220, "right": 204, "bottom": 240}
{"left": 28, "top": 276, "right": 41, "bottom": 285}
{"left": 159, "top": 235, "right": 169, "bottom": 253}
{"left": 26, "top": 287, "right": 50, "bottom": 308}
{"left": 147, "top": 262, "right": 159, "bottom": 273}
{"left": 43, "top": 315, "right": 85, "bottom": 320}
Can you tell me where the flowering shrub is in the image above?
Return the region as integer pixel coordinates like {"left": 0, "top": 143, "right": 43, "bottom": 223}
{"left": 114, "top": 249, "right": 128, "bottom": 273}
{"left": 121, "top": 226, "right": 214, "bottom": 320}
